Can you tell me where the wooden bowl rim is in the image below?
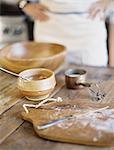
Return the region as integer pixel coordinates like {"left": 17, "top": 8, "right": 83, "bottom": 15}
{"left": 18, "top": 68, "right": 55, "bottom": 83}
{"left": 1, "top": 42, "right": 66, "bottom": 62}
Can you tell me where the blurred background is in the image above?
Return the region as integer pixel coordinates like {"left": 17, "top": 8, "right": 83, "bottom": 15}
{"left": 0, "top": 0, "right": 34, "bottom": 48}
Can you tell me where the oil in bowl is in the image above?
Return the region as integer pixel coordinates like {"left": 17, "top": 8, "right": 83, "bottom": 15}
{"left": 28, "top": 73, "right": 50, "bottom": 80}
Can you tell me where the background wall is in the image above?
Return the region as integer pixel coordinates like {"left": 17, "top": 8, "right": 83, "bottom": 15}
{"left": 1, "top": 0, "right": 19, "bottom": 4}
{"left": 0, "top": 0, "right": 34, "bottom": 41}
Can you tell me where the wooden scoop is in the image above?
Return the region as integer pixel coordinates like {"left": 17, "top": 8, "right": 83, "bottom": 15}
{"left": 0, "top": 67, "right": 29, "bottom": 80}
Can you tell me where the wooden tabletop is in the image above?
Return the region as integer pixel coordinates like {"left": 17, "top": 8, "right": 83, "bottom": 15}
{"left": 0, "top": 63, "right": 114, "bottom": 150}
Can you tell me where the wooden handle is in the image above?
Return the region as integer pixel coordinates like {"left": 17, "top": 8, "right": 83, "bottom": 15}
{"left": 75, "top": 82, "right": 91, "bottom": 87}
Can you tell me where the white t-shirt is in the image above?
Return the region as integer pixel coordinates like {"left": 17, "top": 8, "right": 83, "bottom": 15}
{"left": 34, "top": 0, "right": 108, "bottom": 66}
{"left": 40, "top": 0, "right": 97, "bottom": 12}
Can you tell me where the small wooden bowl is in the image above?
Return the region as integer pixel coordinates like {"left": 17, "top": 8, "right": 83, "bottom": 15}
{"left": 17, "top": 68, "right": 56, "bottom": 101}
{"left": 0, "top": 42, "right": 66, "bottom": 73}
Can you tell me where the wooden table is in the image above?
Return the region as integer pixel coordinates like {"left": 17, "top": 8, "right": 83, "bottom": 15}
{"left": 0, "top": 63, "right": 114, "bottom": 150}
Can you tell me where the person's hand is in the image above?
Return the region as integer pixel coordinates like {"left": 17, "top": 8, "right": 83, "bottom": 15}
{"left": 23, "top": 3, "right": 49, "bottom": 21}
{"left": 88, "top": 0, "right": 114, "bottom": 19}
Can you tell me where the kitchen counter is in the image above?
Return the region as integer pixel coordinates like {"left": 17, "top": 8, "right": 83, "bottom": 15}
{"left": 0, "top": 63, "right": 114, "bottom": 150}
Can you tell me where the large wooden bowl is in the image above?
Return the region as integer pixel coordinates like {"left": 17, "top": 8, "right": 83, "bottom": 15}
{"left": 0, "top": 42, "right": 66, "bottom": 73}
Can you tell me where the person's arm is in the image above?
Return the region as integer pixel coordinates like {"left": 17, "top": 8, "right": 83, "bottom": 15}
{"left": 88, "top": 0, "right": 114, "bottom": 19}
{"left": 18, "top": 0, "right": 49, "bottom": 21}
{"left": 108, "top": 21, "right": 114, "bottom": 67}
{"left": 88, "top": 0, "right": 114, "bottom": 67}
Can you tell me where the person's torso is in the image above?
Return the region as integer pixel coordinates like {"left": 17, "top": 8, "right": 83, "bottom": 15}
{"left": 40, "top": 0, "right": 98, "bottom": 13}
{"left": 35, "top": 0, "right": 107, "bottom": 53}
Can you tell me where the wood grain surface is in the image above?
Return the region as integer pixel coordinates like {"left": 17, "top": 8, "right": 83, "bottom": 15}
{"left": 22, "top": 101, "right": 114, "bottom": 146}
{"left": 0, "top": 64, "right": 114, "bottom": 150}
{"left": 0, "top": 42, "right": 66, "bottom": 73}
